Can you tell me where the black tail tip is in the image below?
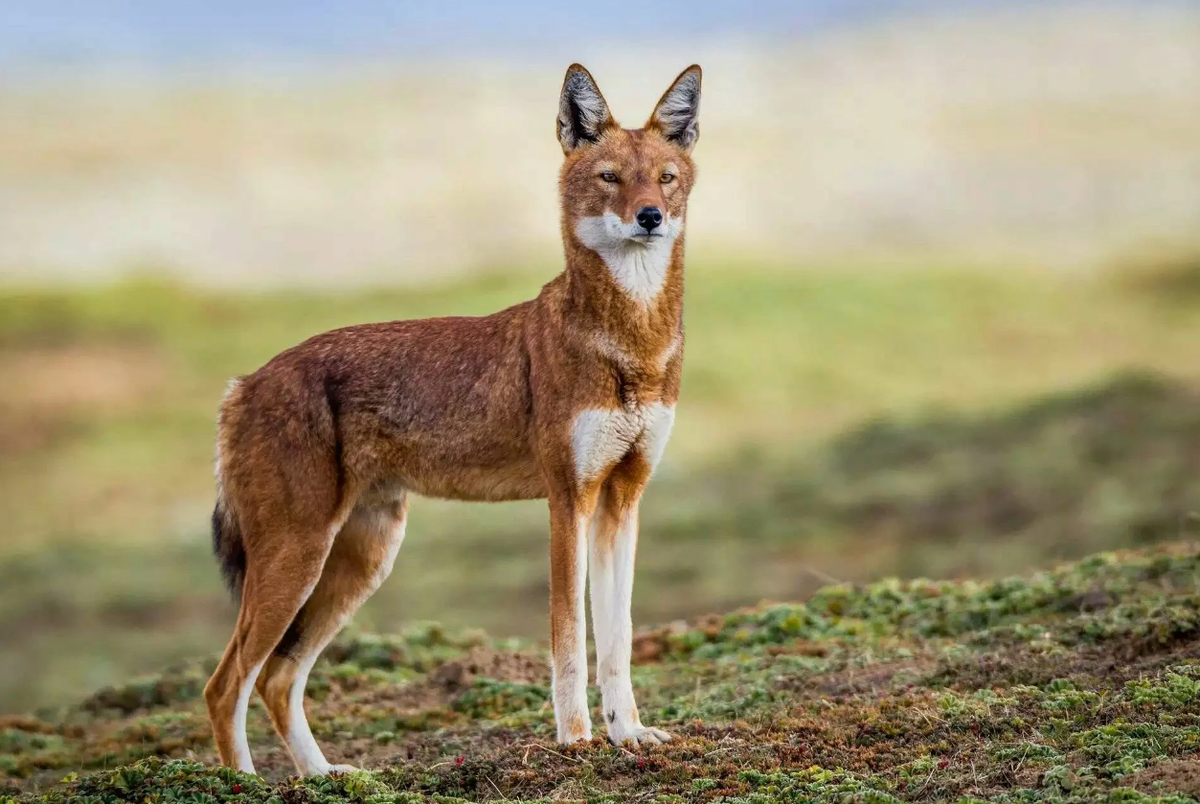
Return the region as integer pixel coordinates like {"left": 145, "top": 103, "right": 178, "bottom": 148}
{"left": 212, "top": 500, "right": 246, "bottom": 601}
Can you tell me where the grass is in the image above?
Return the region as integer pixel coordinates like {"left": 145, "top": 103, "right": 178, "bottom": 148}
{"left": 2, "top": 257, "right": 1200, "bottom": 711}
{"left": 5, "top": 544, "right": 1200, "bottom": 802}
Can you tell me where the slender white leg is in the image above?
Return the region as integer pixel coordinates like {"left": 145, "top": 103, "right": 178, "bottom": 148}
{"left": 278, "top": 652, "right": 344, "bottom": 775}
{"left": 590, "top": 504, "right": 670, "bottom": 746}
{"left": 232, "top": 660, "right": 266, "bottom": 773}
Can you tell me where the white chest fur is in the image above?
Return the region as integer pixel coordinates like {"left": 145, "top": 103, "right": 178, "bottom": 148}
{"left": 571, "top": 402, "right": 676, "bottom": 483}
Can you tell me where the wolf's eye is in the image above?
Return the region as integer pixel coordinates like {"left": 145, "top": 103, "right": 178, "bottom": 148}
{"left": 660, "top": 172, "right": 676, "bottom": 184}
{"left": 600, "top": 171, "right": 619, "bottom": 183}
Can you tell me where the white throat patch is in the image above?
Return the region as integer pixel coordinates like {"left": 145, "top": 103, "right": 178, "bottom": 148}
{"left": 575, "top": 213, "right": 683, "bottom": 304}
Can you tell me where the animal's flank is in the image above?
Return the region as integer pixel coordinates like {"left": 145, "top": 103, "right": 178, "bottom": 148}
{"left": 211, "top": 497, "right": 246, "bottom": 600}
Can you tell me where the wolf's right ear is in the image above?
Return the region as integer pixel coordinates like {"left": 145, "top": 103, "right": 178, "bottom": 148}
{"left": 557, "top": 64, "right": 616, "bottom": 154}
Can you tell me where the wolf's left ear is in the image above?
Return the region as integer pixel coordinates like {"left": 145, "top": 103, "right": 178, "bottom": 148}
{"left": 647, "top": 65, "right": 702, "bottom": 152}
{"left": 558, "top": 64, "right": 616, "bottom": 154}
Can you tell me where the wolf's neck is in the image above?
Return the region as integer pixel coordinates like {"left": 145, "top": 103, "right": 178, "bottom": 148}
{"left": 562, "top": 236, "right": 685, "bottom": 349}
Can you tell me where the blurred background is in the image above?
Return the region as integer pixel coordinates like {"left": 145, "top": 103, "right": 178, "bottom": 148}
{"left": 2, "top": 0, "right": 1199, "bottom": 714}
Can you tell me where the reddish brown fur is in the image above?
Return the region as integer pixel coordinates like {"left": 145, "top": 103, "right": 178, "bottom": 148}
{"left": 204, "top": 64, "right": 701, "bottom": 772}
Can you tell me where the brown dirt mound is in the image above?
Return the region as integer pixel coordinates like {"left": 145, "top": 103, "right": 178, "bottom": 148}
{"left": 926, "top": 632, "right": 1200, "bottom": 693}
{"left": 430, "top": 646, "right": 548, "bottom": 691}
{"left": 337, "top": 647, "right": 549, "bottom": 714}
{"left": 1128, "top": 760, "right": 1200, "bottom": 798}
{"left": 632, "top": 615, "right": 722, "bottom": 664}
{"left": 807, "top": 659, "right": 931, "bottom": 698}
{"left": 0, "top": 715, "right": 55, "bottom": 734}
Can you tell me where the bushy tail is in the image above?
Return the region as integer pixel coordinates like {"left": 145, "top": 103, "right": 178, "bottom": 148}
{"left": 212, "top": 495, "right": 246, "bottom": 601}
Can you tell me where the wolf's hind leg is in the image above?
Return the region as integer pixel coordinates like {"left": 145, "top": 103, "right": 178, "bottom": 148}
{"left": 256, "top": 492, "right": 408, "bottom": 776}
{"left": 204, "top": 522, "right": 338, "bottom": 774}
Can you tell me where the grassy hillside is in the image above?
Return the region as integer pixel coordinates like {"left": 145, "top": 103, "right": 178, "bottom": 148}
{"left": 5, "top": 543, "right": 1200, "bottom": 802}
{"left": 3, "top": 258, "right": 1200, "bottom": 712}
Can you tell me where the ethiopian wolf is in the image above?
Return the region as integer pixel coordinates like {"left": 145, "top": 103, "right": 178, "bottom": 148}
{"left": 204, "top": 63, "right": 702, "bottom": 775}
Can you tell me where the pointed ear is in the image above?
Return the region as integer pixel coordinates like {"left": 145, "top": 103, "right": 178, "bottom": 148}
{"left": 647, "top": 65, "right": 702, "bottom": 152}
{"left": 557, "top": 64, "right": 617, "bottom": 154}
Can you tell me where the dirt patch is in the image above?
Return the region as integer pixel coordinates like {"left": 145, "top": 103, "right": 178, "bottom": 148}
{"left": 924, "top": 647, "right": 1088, "bottom": 692}
{"left": 1127, "top": 760, "right": 1200, "bottom": 798}
{"left": 430, "top": 646, "right": 548, "bottom": 690}
{"left": 1108, "top": 621, "right": 1200, "bottom": 663}
{"left": 0, "top": 344, "right": 166, "bottom": 455}
{"left": 0, "top": 715, "right": 55, "bottom": 734}
{"left": 926, "top": 632, "right": 1200, "bottom": 693}
{"left": 805, "top": 659, "right": 931, "bottom": 698}
{"left": 632, "top": 615, "right": 722, "bottom": 664}
{"left": 0, "top": 344, "right": 166, "bottom": 415}
{"left": 333, "top": 647, "right": 549, "bottom": 714}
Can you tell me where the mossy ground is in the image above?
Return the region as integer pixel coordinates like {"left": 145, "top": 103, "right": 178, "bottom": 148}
{"left": 6, "top": 544, "right": 1200, "bottom": 803}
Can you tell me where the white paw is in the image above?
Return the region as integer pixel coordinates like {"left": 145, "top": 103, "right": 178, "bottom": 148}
{"left": 326, "top": 763, "right": 359, "bottom": 775}
{"left": 557, "top": 726, "right": 593, "bottom": 745}
{"left": 609, "top": 724, "right": 672, "bottom": 748}
{"left": 555, "top": 707, "right": 593, "bottom": 744}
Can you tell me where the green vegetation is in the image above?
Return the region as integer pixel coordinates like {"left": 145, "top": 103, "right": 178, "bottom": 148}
{"left": 3, "top": 258, "right": 1200, "bottom": 712}
{"left": 5, "top": 544, "right": 1200, "bottom": 802}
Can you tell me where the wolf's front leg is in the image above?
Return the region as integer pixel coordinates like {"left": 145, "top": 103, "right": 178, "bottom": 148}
{"left": 589, "top": 490, "right": 671, "bottom": 747}
{"left": 548, "top": 496, "right": 593, "bottom": 743}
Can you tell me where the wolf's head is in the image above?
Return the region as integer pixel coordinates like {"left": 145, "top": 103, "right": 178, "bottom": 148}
{"left": 556, "top": 64, "right": 701, "bottom": 299}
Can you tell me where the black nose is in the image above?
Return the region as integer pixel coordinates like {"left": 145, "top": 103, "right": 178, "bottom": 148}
{"left": 636, "top": 206, "right": 663, "bottom": 232}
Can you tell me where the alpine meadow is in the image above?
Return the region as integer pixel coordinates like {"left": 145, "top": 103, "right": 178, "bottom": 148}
{"left": 3, "top": 2, "right": 1200, "bottom": 802}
